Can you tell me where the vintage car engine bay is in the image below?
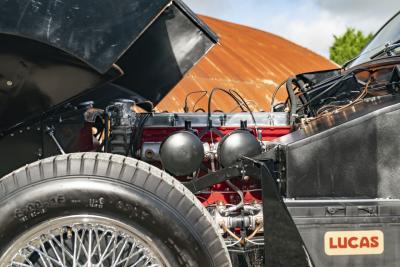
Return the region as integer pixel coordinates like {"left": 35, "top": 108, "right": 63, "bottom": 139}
{"left": 1, "top": 1, "right": 400, "bottom": 266}
{"left": 97, "top": 57, "right": 400, "bottom": 266}
{"left": 3, "top": 58, "right": 400, "bottom": 265}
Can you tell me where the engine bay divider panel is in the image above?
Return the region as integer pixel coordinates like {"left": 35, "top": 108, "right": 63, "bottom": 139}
{"left": 260, "top": 163, "right": 314, "bottom": 267}
{"left": 277, "top": 95, "right": 400, "bottom": 198}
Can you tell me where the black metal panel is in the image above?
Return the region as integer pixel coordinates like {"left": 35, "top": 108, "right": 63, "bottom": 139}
{"left": 0, "top": 1, "right": 217, "bottom": 133}
{"left": 173, "top": 0, "right": 218, "bottom": 43}
{"left": 277, "top": 95, "right": 400, "bottom": 198}
{"left": 0, "top": 123, "right": 42, "bottom": 177}
{"left": 0, "top": 105, "right": 89, "bottom": 177}
{"left": 0, "top": 0, "right": 170, "bottom": 73}
{"left": 287, "top": 199, "right": 400, "bottom": 267}
{"left": 296, "top": 69, "right": 341, "bottom": 86}
{"left": 114, "top": 3, "right": 215, "bottom": 104}
{"left": 77, "top": 1, "right": 218, "bottom": 108}
{"left": 0, "top": 34, "right": 114, "bottom": 133}
{"left": 261, "top": 164, "right": 313, "bottom": 267}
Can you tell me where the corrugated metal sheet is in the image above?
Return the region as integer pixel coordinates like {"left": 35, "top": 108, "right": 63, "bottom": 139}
{"left": 155, "top": 15, "right": 338, "bottom": 113}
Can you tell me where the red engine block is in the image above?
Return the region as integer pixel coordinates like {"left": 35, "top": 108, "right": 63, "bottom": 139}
{"left": 142, "top": 125, "right": 291, "bottom": 206}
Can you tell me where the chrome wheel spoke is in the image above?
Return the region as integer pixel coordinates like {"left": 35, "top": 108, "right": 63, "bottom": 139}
{"left": 5, "top": 217, "right": 163, "bottom": 267}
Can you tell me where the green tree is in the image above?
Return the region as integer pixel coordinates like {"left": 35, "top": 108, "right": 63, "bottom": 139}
{"left": 329, "top": 28, "right": 374, "bottom": 65}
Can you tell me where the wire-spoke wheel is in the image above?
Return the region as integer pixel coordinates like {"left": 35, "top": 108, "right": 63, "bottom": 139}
{"left": 2, "top": 215, "right": 166, "bottom": 267}
{"left": 0, "top": 153, "right": 231, "bottom": 267}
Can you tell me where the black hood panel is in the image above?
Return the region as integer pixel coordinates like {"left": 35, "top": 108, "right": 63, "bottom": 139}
{"left": 113, "top": 2, "right": 216, "bottom": 105}
{"left": 0, "top": 0, "right": 217, "bottom": 132}
{"left": 0, "top": 0, "right": 171, "bottom": 73}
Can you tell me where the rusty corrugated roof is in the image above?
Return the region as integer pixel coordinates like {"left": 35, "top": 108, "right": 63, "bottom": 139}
{"left": 155, "top": 15, "right": 338, "bottom": 113}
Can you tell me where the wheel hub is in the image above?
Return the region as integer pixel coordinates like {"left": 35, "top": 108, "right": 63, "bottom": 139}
{"left": 1, "top": 215, "right": 166, "bottom": 267}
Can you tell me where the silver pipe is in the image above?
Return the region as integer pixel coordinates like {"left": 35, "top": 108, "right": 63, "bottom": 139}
{"left": 222, "top": 180, "right": 244, "bottom": 213}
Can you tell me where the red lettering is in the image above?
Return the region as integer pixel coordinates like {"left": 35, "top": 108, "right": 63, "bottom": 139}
{"left": 337, "top": 237, "right": 347, "bottom": 248}
{"left": 329, "top": 237, "right": 337, "bottom": 249}
{"left": 360, "top": 237, "right": 370, "bottom": 248}
{"left": 370, "top": 236, "right": 379, "bottom": 248}
{"left": 348, "top": 237, "right": 358, "bottom": 248}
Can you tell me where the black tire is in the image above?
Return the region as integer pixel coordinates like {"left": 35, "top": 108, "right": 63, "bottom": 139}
{"left": 0, "top": 153, "right": 231, "bottom": 267}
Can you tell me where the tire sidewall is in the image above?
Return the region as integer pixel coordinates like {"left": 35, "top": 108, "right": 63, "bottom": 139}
{"left": 0, "top": 177, "right": 210, "bottom": 266}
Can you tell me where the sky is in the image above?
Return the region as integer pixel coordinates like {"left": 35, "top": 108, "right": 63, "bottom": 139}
{"left": 183, "top": 0, "right": 400, "bottom": 58}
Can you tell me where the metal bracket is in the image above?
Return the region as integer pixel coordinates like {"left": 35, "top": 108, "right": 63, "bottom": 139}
{"left": 183, "top": 161, "right": 260, "bottom": 193}
{"left": 46, "top": 126, "right": 66, "bottom": 155}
